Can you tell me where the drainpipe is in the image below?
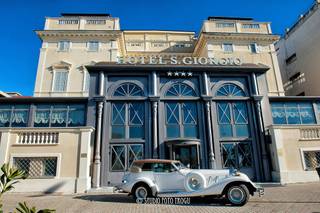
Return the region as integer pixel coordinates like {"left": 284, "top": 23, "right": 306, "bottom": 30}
{"left": 203, "top": 72, "right": 216, "bottom": 169}
{"left": 92, "top": 71, "right": 105, "bottom": 188}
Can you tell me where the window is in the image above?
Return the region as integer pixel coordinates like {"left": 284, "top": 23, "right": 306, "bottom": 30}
{"left": 86, "top": 20, "right": 106, "bottom": 25}
{"left": 221, "top": 142, "right": 253, "bottom": 169}
{"left": 128, "top": 42, "right": 142, "bottom": 47}
{"left": 223, "top": 43, "right": 234, "bottom": 53}
{"left": 165, "top": 102, "right": 198, "bottom": 138}
{"left": 216, "top": 84, "right": 245, "bottom": 97}
{"left": 114, "top": 83, "right": 144, "bottom": 97}
{"left": 217, "top": 102, "right": 250, "bottom": 138}
{"left": 174, "top": 43, "right": 192, "bottom": 48}
{"left": 53, "top": 70, "right": 68, "bottom": 92}
{"left": 58, "top": 41, "right": 70, "bottom": 52}
{"left": 271, "top": 102, "right": 316, "bottom": 125}
{"left": 0, "top": 105, "right": 29, "bottom": 127}
{"left": 152, "top": 42, "right": 166, "bottom": 48}
{"left": 249, "top": 43, "right": 258, "bottom": 54}
{"left": 110, "top": 144, "right": 143, "bottom": 171}
{"left": 242, "top": 24, "right": 260, "bottom": 29}
{"left": 111, "top": 102, "right": 145, "bottom": 139}
{"left": 34, "top": 104, "right": 85, "bottom": 127}
{"left": 13, "top": 157, "right": 57, "bottom": 178}
{"left": 303, "top": 150, "right": 320, "bottom": 170}
{"left": 165, "top": 83, "right": 196, "bottom": 97}
{"left": 152, "top": 163, "right": 175, "bottom": 173}
{"left": 216, "top": 22, "right": 235, "bottom": 28}
{"left": 58, "top": 19, "right": 78, "bottom": 25}
{"left": 285, "top": 53, "right": 297, "bottom": 65}
{"left": 87, "top": 41, "right": 99, "bottom": 52}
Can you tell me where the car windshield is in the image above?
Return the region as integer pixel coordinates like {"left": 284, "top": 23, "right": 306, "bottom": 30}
{"left": 173, "top": 162, "right": 187, "bottom": 170}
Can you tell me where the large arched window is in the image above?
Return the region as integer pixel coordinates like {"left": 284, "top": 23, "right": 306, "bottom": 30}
{"left": 164, "top": 83, "right": 198, "bottom": 138}
{"left": 113, "top": 83, "right": 144, "bottom": 97}
{"left": 110, "top": 82, "right": 145, "bottom": 172}
{"left": 214, "top": 82, "right": 253, "bottom": 172}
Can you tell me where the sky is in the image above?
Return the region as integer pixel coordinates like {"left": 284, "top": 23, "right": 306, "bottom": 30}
{"left": 0, "top": 0, "right": 315, "bottom": 96}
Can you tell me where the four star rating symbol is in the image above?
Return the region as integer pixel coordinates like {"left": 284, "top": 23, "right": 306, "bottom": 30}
{"left": 167, "top": 71, "right": 192, "bottom": 77}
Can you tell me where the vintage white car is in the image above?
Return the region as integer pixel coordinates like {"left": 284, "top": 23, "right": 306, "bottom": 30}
{"left": 117, "top": 159, "right": 264, "bottom": 206}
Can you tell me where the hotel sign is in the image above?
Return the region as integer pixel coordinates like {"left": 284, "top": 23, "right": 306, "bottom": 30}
{"left": 117, "top": 56, "right": 242, "bottom": 66}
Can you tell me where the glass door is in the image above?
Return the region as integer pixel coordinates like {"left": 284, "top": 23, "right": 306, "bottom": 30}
{"left": 173, "top": 145, "right": 199, "bottom": 169}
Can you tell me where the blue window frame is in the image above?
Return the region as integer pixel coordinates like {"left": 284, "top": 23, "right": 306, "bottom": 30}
{"left": 111, "top": 102, "right": 145, "bottom": 139}
{"left": 217, "top": 101, "right": 250, "bottom": 138}
{"left": 271, "top": 102, "right": 316, "bottom": 125}
{"left": 0, "top": 105, "right": 29, "bottom": 127}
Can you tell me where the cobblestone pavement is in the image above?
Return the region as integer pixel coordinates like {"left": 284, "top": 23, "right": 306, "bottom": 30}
{"left": 2, "top": 183, "right": 320, "bottom": 213}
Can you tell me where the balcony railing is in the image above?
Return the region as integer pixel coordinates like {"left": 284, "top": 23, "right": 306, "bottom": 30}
{"left": 16, "top": 132, "right": 59, "bottom": 145}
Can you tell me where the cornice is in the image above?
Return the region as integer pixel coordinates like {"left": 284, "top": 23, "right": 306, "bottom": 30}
{"left": 35, "top": 30, "right": 122, "bottom": 39}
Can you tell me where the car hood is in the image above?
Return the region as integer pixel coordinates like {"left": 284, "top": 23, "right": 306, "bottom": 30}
{"left": 180, "top": 169, "right": 230, "bottom": 177}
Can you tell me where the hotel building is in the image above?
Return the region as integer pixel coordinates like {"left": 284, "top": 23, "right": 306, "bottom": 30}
{"left": 0, "top": 11, "right": 319, "bottom": 194}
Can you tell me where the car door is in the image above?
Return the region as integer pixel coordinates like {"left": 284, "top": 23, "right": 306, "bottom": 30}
{"left": 152, "top": 163, "right": 185, "bottom": 192}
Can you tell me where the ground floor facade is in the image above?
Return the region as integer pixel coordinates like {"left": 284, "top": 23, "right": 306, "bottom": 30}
{"left": 0, "top": 65, "right": 320, "bottom": 194}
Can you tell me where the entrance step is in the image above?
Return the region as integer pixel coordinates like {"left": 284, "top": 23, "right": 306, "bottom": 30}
{"left": 87, "top": 187, "right": 115, "bottom": 193}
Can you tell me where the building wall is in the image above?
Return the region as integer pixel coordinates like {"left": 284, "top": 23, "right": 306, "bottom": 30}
{"left": 276, "top": 1, "right": 320, "bottom": 96}
{"left": 0, "top": 127, "right": 93, "bottom": 194}
{"left": 269, "top": 125, "right": 320, "bottom": 184}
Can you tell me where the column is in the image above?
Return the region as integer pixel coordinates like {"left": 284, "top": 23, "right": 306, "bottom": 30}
{"left": 252, "top": 73, "right": 271, "bottom": 181}
{"left": 0, "top": 130, "right": 11, "bottom": 165}
{"left": 92, "top": 72, "right": 105, "bottom": 188}
{"left": 151, "top": 71, "right": 159, "bottom": 159}
{"left": 202, "top": 72, "right": 216, "bottom": 169}
{"left": 76, "top": 128, "right": 94, "bottom": 193}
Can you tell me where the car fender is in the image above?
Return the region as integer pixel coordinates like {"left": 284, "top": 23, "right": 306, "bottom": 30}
{"left": 131, "top": 177, "right": 159, "bottom": 196}
{"left": 203, "top": 176, "right": 256, "bottom": 196}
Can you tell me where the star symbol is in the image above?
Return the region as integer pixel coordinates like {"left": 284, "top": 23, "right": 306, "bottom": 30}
{"left": 167, "top": 72, "right": 173, "bottom": 76}
{"left": 181, "top": 72, "right": 186, "bottom": 77}
{"left": 187, "top": 72, "right": 193, "bottom": 76}
{"left": 174, "top": 72, "right": 179, "bottom": 76}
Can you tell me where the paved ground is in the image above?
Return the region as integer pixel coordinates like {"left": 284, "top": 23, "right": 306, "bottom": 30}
{"left": 2, "top": 182, "right": 320, "bottom": 213}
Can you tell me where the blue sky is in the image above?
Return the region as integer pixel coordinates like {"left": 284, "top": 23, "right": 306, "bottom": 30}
{"left": 0, "top": 0, "right": 315, "bottom": 96}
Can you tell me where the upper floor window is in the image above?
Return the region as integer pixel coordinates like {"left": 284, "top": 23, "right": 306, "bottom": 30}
{"left": 165, "top": 83, "right": 196, "bottom": 97}
{"left": 86, "top": 20, "right": 106, "bottom": 25}
{"left": 223, "top": 43, "right": 234, "bottom": 53}
{"left": 216, "top": 83, "right": 246, "bottom": 97}
{"left": 114, "top": 83, "right": 144, "bottom": 97}
{"left": 242, "top": 24, "right": 260, "bottom": 29}
{"left": 0, "top": 105, "right": 29, "bottom": 127}
{"left": 58, "top": 41, "right": 70, "bottom": 52}
{"left": 216, "top": 22, "right": 235, "bottom": 28}
{"left": 152, "top": 42, "right": 167, "bottom": 48}
{"left": 271, "top": 102, "right": 316, "bottom": 125}
{"left": 53, "top": 70, "right": 68, "bottom": 92}
{"left": 285, "top": 53, "right": 297, "bottom": 65}
{"left": 58, "top": 19, "right": 79, "bottom": 25}
{"left": 128, "top": 42, "right": 143, "bottom": 47}
{"left": 34, "top": 104, "right": 86, "bottom": 127}
{"left": 87, "top": 41, "right": 99, "bottom": 52}
{"left": 249, "top": 43, "right": 258, "bottom": 54}
{"left": 174, "top": 43, "right": 192, "bottom": 48}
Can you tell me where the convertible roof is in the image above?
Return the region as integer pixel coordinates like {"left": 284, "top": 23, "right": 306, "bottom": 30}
{"left": 134, "top": 159, "right": 180, "bottom": 164}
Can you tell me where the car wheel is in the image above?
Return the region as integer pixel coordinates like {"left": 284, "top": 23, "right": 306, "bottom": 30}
{"left": 226, "top": 184, "right": 250, "bottom": 206}
{"left": 132, "top": 183, "right": 152, "bottom": 202}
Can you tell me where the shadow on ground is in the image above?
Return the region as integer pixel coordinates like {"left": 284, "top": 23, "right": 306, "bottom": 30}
{"left": 73, "top": 193, "right": 233, "bottom": 207}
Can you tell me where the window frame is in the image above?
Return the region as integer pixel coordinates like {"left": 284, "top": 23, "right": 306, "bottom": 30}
{"left": 249, "top": 43, "right": 259, "bottom": 54}
{"left": 0, "top": 105, "right": 30, "bottom": 127}
{"left": 52, "top": 69, "right": 69, "bottom": 92}
{"left": 57, "top": 41, "right": 71, "bottom": 52}
{"left": 300, "top": 147, "right": 320, "bottom": 171}
{"left": 87, "top": 41, "right": 100, "bottom": 52}
{"left": 222, "top": 43, "right": 234, "bottom": 53}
